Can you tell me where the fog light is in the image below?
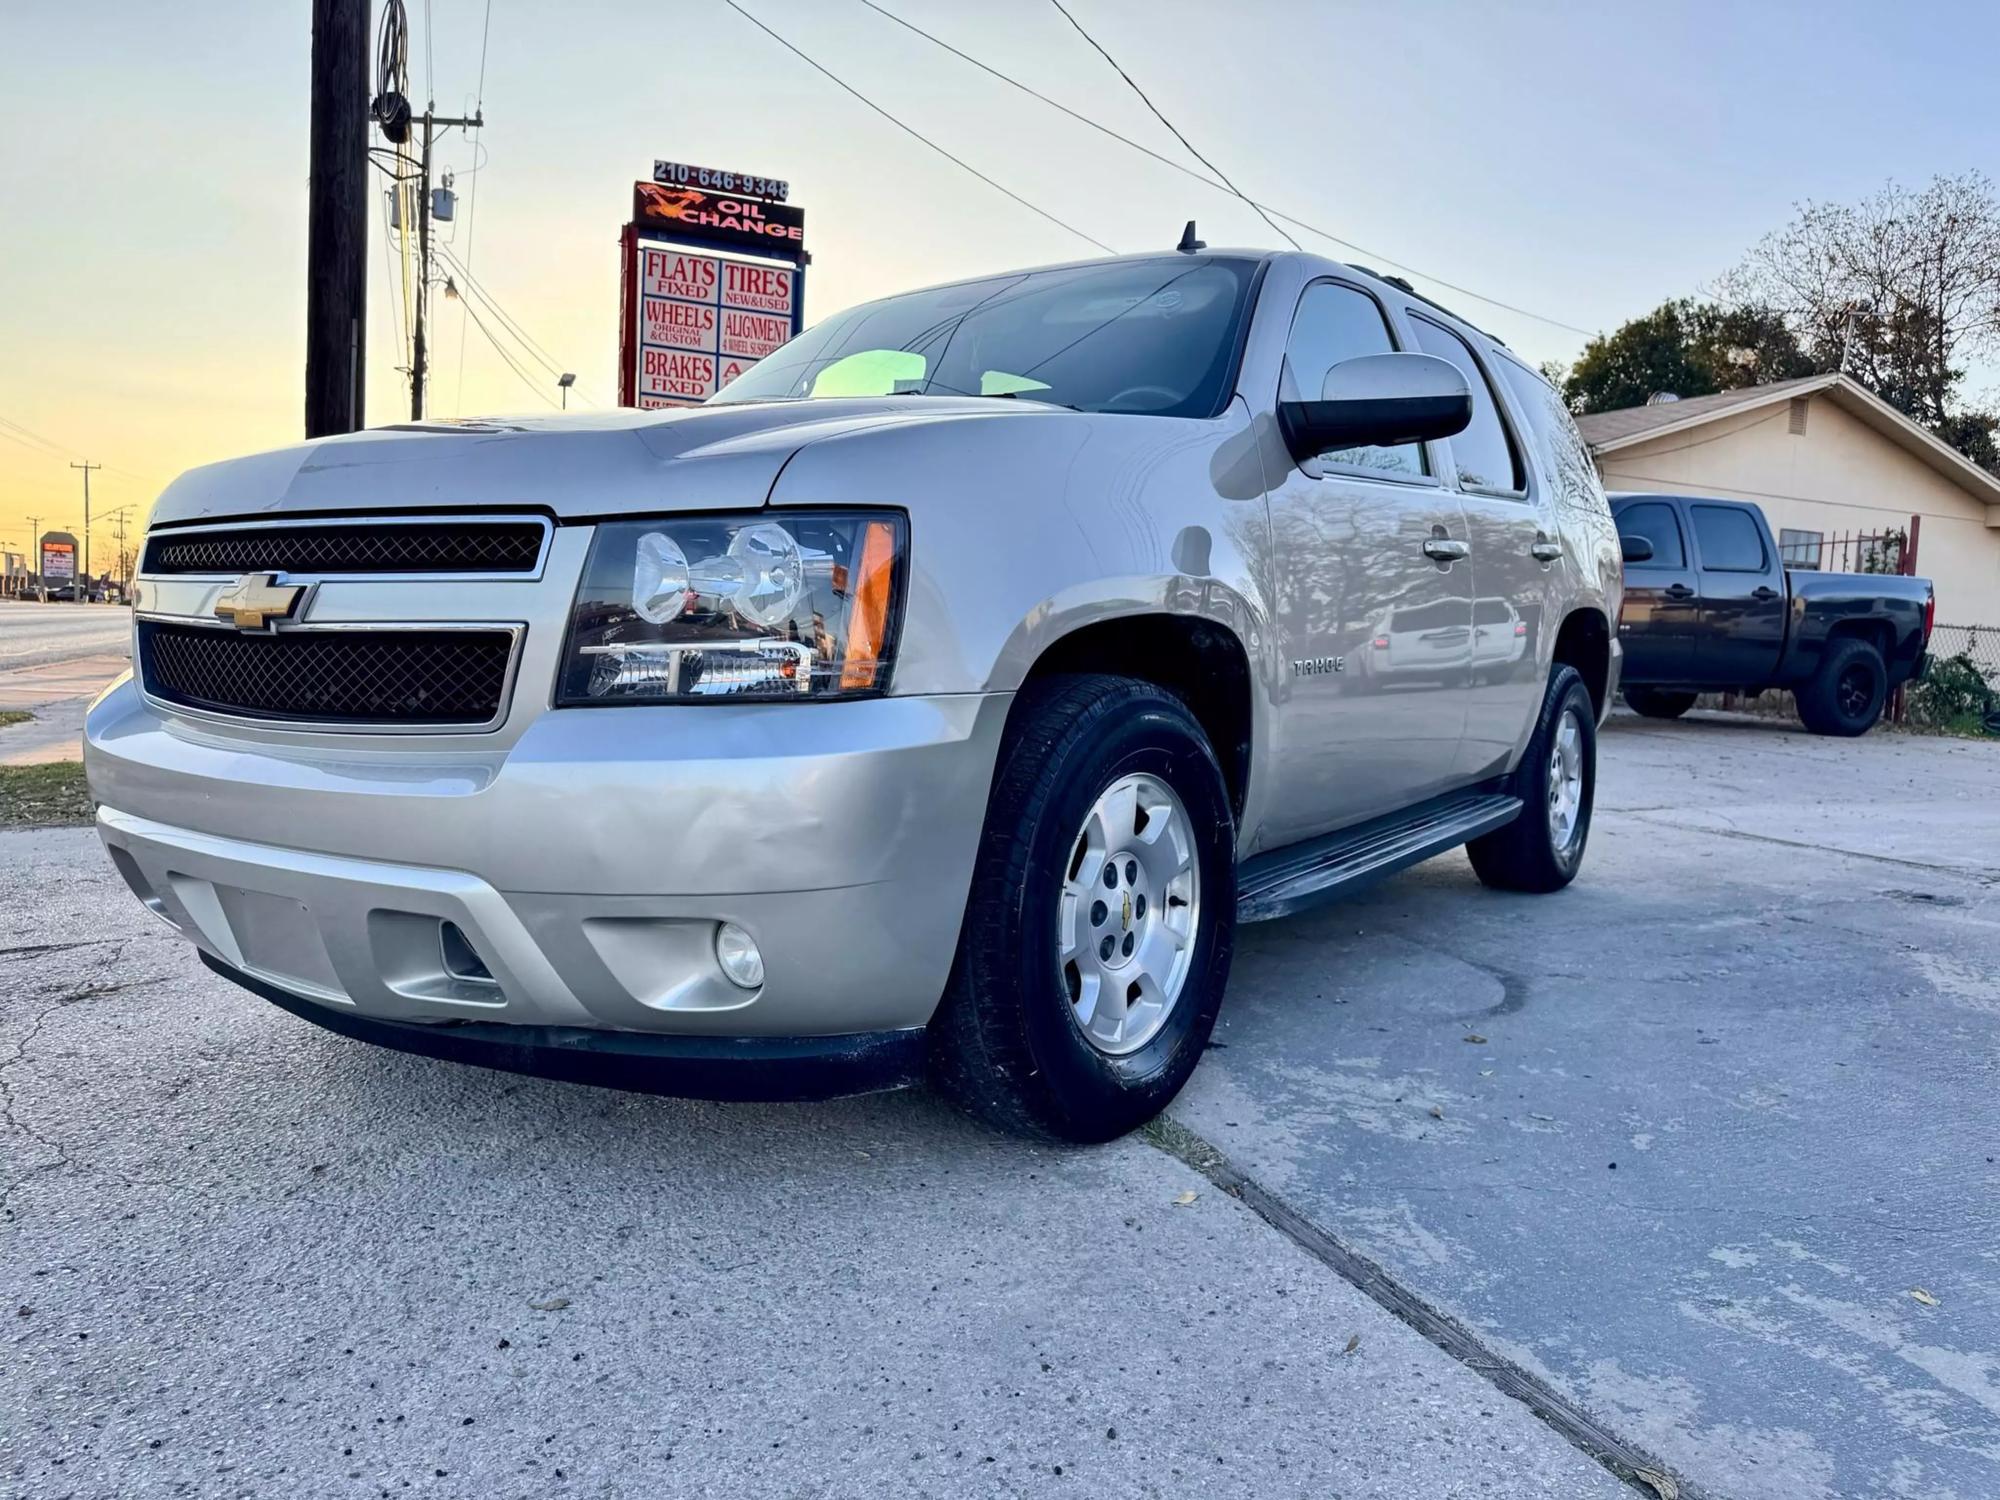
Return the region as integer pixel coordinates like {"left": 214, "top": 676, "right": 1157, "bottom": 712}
{"left": 714, "top": 922, "right": 765, "bottom": 989}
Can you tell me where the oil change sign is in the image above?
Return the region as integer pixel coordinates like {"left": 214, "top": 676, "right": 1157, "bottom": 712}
{"left": 630, "top": 243, "right": 800, "bottom": 409}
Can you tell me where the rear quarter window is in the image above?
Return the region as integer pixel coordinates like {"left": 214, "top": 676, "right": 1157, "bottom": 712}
{"left": 1495, "top": 357, "right": 1605, "bottom": 518}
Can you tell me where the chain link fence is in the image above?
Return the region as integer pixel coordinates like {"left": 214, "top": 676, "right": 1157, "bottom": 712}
{"left": 1907, "top": 624, "right": 2000, "bottom": 732}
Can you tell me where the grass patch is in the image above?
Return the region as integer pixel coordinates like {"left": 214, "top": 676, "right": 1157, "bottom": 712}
{"left": 0, "top": 710, "right": 32, "bottom": 730}
{"left": 0, "top": 761, "right": 94, "bottom": 827}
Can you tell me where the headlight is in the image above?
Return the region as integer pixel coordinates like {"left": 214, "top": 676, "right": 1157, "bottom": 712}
{"left": 557, "top": 511, "right": 906, "bottom": 704}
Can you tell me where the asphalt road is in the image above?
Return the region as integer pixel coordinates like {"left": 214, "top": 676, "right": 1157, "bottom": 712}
{"left": 0, "top": 600, "right": 132, "bottom": 671}
{"left": 0, "top": 601, "right": 131, "bottom": 766}
{"left": 5, "top": 712, "right": 1997, "bottom": 1498}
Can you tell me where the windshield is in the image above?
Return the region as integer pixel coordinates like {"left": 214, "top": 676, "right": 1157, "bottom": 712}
{"left": 709, "top": 256, "right": 1259, "bottom": 418}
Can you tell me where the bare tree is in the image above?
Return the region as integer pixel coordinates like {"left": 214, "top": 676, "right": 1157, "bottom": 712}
{"left": 1722, "top": 173, "right": 2000, "bottom": 444}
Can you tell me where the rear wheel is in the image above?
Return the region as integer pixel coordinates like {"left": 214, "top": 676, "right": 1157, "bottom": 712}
{"left": 1794, "top": 638, "right": 1887, "bottom": 736}
{"left": 1624, "top": 687, "right": 1698, "bottom": 720}
{"left": 929, "top": 674, "right": 1236, "bottom": 1143}
{"left": 1469, "top": 665, "right": 1596, "bottom": 894}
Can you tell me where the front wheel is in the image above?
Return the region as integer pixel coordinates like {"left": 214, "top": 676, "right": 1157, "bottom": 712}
{"left": 1793, "top": 638, "right": 1887, "bottom": 736}
{"left": 1468, "top": 665, "right": 1596, "bottom": 893}
{"left": 929, "top": 675, "right": 1236, "bottom": 1143}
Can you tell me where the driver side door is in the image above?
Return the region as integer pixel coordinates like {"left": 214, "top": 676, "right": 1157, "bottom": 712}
{"left": 1260, "top": 279, "right": 1472, "bottom": 846}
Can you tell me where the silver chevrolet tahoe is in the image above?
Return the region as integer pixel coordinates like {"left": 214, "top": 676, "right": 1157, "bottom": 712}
{"left": 86, "top": 248, "right": 1621, "bottom": 1142}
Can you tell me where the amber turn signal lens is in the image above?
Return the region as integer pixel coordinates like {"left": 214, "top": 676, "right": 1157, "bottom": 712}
{"left": 840, "top": 520, "right": 898, "bottom": 690}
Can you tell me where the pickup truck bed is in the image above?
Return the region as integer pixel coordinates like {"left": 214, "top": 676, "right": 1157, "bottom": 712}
{"left": 1611, "top": 493, "right": 1933, "bottom": 735}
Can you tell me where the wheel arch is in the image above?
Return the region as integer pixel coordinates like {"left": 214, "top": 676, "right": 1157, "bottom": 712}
{"left": 1012, "top": 612, "right": 1255, "bottom": 822}
{"left": 1551, "top": 606, "right": 1613, "bottom": 719}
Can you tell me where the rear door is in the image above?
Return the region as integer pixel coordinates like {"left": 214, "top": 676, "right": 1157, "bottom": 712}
{"left": 1406, "top": 314, "right": 1546, "bottom": 780}
{"left": 1613, "top": 498, "right": 1701, "bottom": 682}
{"left": 1687, "top": 502, "right": 1787, "bottom": 685}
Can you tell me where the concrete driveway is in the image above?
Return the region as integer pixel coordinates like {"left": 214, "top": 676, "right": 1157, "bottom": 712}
{"left": 5, "top": 711, "right": 1997, "bottom": 1498}
{"left": 1176, "top": 713, "right": 2000, "bottom": 1499}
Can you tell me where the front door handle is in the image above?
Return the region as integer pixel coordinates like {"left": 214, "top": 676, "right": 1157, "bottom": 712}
{"left": 1530, "top": 540, "right": 1563, "bottom": 562}
{"left": 1422, "top": 538, "right": 1471, "bottom": 563}
{"left": 1664, "top": 583, "right": 1695, "bottom": 600}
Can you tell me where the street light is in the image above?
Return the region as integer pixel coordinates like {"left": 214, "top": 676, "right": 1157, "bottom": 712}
{"left": 557, "top": 372, "right": 576, "bottom": 410}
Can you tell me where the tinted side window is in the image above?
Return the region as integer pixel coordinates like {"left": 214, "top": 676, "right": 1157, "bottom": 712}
{"left": 1409, "top": 316, "right": 1523, "bottom": 494}
{"left": 1285, "top": 283, "right": 1425, "bottom": 479}
{"left": 1616, "top": 502, "right": 1686, "bottom": 569}
{"left": 1691, "top": 505, "right": 1768, "bottom": 572}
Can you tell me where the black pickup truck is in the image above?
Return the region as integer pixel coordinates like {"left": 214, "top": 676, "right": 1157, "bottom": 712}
{"left": 1611, "top": 493, "right": 1934, "bottom": 736}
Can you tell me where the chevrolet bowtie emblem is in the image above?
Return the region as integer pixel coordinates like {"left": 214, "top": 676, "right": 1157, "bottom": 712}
{"left": 214, "top": 573, "right": 308, "bottom": 631}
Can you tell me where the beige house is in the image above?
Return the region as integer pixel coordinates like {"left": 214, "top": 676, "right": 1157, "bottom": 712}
{"left": 1576, "top": 373, "right": 2000, "bottom": 624}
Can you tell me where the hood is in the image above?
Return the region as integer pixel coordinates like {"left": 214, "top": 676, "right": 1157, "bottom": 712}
{"left": 145, "top": 398, "right": 1053, "bottom": 527}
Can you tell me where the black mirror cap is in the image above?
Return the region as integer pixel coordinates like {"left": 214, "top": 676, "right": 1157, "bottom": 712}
{"left": 1620, "top": 534, "right": 1656, "bottom": 564}
{"left": 1278, "top": 392, "right": 1473, "bottom": 463}
{"left": 1277, "top": 351, "right": 1473, "bottom": 463}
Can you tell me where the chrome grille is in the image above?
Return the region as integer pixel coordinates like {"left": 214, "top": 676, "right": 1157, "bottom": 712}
{"left": 142, "top": 519, "right": 546, "bottom": 576}
{"left": 139, "top": 621, "right": 516, "bottom": 727}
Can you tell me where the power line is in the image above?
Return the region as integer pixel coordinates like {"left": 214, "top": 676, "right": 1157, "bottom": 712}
{"left": 454, "top": 0, "right": 493, "bottom": 415}
{"left": 0, "top": 415, "right": 158, "bottom": 485}
{"left": 854, "top": 0, "right": 1597, "bottom": 338}
{"left": 1045, "top": 0, "right": 1297, "bottom": 252}
{"left": 455, "top": 295, "right": 560, "bottom": 408}
{"left": 721, "top": 0, "right": 1116, "bottom": 256}
{"left": 433, "top": 241, "right": 591, "bottom": 400}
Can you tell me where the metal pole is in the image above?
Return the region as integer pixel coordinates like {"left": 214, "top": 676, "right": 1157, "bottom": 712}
{"left": 69, "top": 462, "right": 100, "bottom": 602}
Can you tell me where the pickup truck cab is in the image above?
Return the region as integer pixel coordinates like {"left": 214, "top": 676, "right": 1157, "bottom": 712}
{"left": 87, "top": 246, "right": 1623, "bottom": 1141}
{"left": 1612, "top": 493, "right": 1933, "bottom": 736}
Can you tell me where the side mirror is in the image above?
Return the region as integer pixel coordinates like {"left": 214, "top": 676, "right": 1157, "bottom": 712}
{"left": 1278, "top": 352, "right": 1472, "bottom": 464}
{"left": 1620, "top": 535, "right": 1655, "bottom": 564}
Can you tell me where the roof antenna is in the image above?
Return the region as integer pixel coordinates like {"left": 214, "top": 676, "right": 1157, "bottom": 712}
{"left": 1176, "top": 220, "right": 1205, "bottom": 253}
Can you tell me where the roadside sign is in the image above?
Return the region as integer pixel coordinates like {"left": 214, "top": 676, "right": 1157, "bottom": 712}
{"left": 41, "top": 534, "right": 76, "bottom": 581}
{"left": 620, "top": 169, "right": 806, "bottom": 410}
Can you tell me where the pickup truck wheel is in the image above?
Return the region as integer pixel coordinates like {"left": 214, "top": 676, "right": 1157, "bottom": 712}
{"left": 1624, "top": 687, "right": 1698, "bottom": 720}
{"left": 1467, "top": 665, "right": 1595, "bottom": 894}
{"left": 929, "top": 674, "right": 1236, "bottom": 1143}
{"left": 1794, "top": 638, "right": 1887, "bottom": 736}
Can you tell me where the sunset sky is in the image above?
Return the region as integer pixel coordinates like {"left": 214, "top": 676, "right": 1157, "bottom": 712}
{"left": 4, "top": 0, "right": 1997, "bottom": 569}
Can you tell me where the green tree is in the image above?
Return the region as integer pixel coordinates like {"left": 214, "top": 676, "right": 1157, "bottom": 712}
{"left": 1561, "top": 299, "right": 1815, "bottom": 415}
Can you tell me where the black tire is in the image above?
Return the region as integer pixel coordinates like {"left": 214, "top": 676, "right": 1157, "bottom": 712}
{"left": 1468, "top": 665, "right": 1596, "bottom": 894}
{"left": 1624, "top": 687, "right": 1698, "bottom": 720}
{"left": 1793, "top": 638, "right": 1887, "bottom": 737}
{"left": 929, "top": 674, "right": 1237, "bottom": 1143}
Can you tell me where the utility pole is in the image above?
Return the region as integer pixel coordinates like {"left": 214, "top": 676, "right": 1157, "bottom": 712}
{"left": 105, "top": 507, "right": 134, "bottom": 595}
{"left": 25, "top": 514, "right": 41, "bottom": 602}
{"left": 409, "top": 105, "right": 481, "bottom": 420}
{"left": 307, "top": 0, "right": 370, "bottom": 438}
{"left": 69, "top": 462, "right": 99, "bottom": 603}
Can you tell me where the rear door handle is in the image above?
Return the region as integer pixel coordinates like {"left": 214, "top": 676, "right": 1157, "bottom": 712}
{"left": 1752, "top": 585, "right": 1780, "bottom": 601}
{"left": 1422, "top": 538, "right": 1471, "bottom": 562}
{"left": 1530, "top": 540, "right": 1563, "bottom": 562}
{"left": 1664, "top": 584, "right": 1695, "bottom": 600}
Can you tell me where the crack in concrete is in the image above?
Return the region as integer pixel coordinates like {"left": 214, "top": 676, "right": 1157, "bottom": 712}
{"left": 0, "top": 950, "right": 164, "bottom": 1216}
{"left": 1615, "top": 813, "right": 1999, "bottom": 885}
{"left": 1142, "top": 1111, "right": 1705, "bottom": 1500}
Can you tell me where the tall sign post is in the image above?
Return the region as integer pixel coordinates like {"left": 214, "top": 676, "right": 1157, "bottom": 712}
{"left": 619, "top": 161, "right": 808, "bottom": 409}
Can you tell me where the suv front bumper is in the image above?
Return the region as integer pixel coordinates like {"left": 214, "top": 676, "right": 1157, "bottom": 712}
{"left": 88, "top": 678, "right": 1010, "bottom": 1087}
